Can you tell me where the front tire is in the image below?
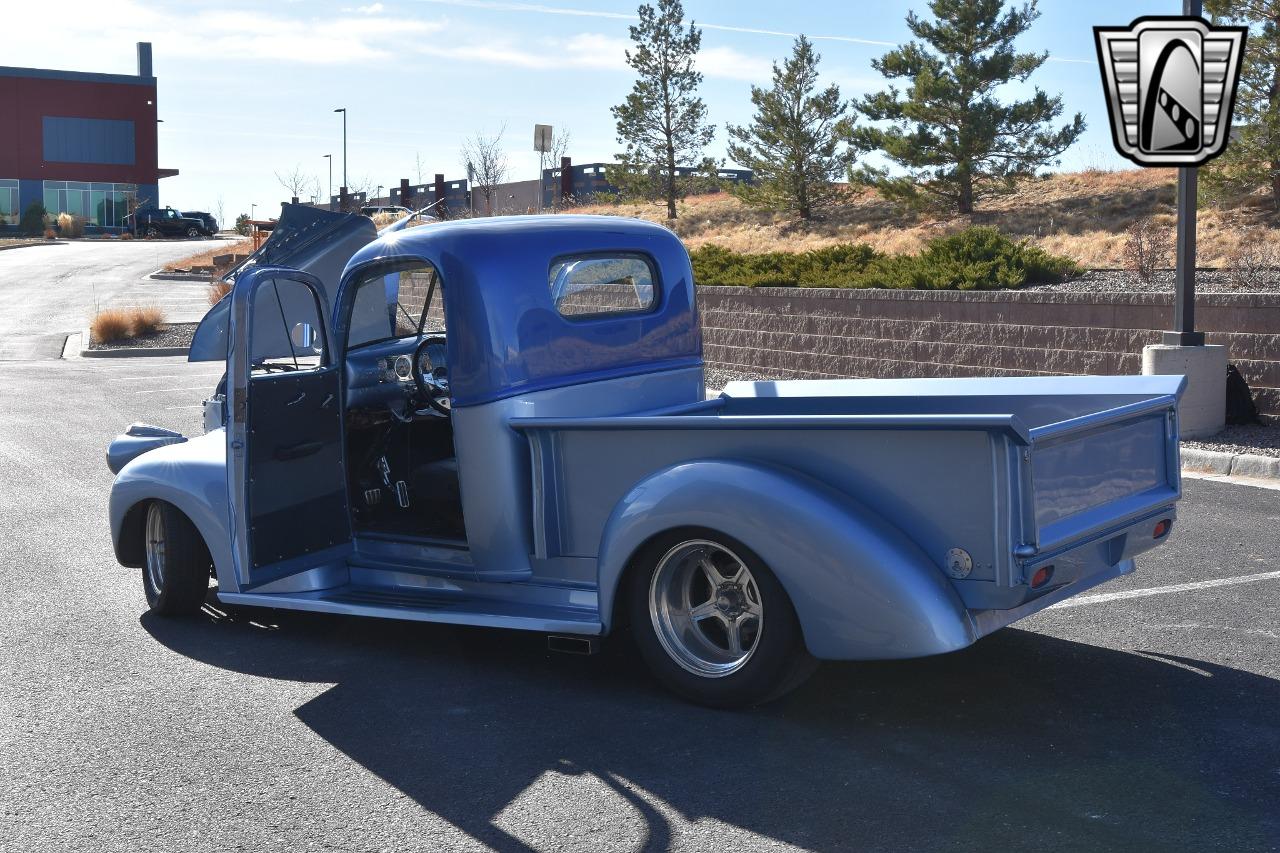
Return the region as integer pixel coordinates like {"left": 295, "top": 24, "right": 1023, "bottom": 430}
{"left": 186, "top": 226, "right": 201, "bottom": 238}
{"left": 142, "top": 501, "right": 211, "bottom": 615}
{"left": 627, "top": 529, "right": 817, "bottom": 708}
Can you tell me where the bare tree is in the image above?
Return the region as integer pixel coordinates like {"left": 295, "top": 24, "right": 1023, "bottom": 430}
{"left": 215, "top": 196, "right": 225, "bottom": 230}
{"left": 274, "top": 164, "right": 314, "bottom": 202}
{"left": 415, "top": 151, "right": 427, "bottom": 185}
{"left": 461, "top": 125, "right": 509, "bottom": 215}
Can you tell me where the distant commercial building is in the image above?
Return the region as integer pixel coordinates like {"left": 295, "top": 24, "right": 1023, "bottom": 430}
{"left": 0, "top": 42, "right": 175, "bottom": 232}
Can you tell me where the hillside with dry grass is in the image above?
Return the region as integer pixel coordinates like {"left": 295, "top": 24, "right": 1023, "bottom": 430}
{"left": 572, "top": 169, "right": 1279, "bottom": 268}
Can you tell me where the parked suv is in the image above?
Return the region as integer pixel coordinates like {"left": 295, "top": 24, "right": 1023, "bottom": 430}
{"left": 126, "top": 207, "right": 210, "bottom": 238}
{"left": 181, "top": 211, "right": 218, "bottom": 234}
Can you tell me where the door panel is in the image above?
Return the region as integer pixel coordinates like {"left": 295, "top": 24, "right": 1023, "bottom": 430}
{"left": 247, "top": 368, "right": 348, "bottom": 569}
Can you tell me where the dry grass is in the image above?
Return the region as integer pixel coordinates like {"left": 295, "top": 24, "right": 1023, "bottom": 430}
{"left": 90, "top": 309, "right": 134, "bottom": 344}
{"left": 90, "top": 306, "right": 167, "bottom": 344}
{"left": 131, "top": 306, "right": 165, "bottom": 336}
{"left": 163, "top": 237, "right": 254, "bottom": 272}
{"left": 208, "top": 280, "right": 232, "bottom": 305}
{"left": 570, "top": 169, "right": 1280, "bottom": 268}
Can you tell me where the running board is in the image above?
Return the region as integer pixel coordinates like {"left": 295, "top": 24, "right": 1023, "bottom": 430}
{"left": 217, "top": 583, "right": 603, "bottom": 636}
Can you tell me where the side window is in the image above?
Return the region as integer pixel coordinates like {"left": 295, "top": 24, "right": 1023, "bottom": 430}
{"left": 549, "top": 254, "right": 657, "bottom": 319}
{"left": 250, "top": 278, "right": 326, "bottom": 375}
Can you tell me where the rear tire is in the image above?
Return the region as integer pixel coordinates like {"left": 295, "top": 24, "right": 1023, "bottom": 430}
{"left": 627, "top": 528, "right": 817, "bottom": 708}
{"left": 145, "top": 225, "right": 160, "bottom": 238}
{"left": 142, "top": 501, "right": 211, "bottom": 616}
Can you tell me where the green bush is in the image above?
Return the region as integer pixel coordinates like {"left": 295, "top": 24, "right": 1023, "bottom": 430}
{"left": 19, "top": 202, "right": 47, "bottom": 236}
{"left": 690, "top": 227, "right": 1080, "bottom": 290}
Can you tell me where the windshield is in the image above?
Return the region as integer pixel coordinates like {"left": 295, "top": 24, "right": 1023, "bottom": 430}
{"left": 347, "top": 261, "right": 444, "bottom": 349}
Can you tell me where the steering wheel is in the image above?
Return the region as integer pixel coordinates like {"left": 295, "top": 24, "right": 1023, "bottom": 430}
{"left": 413, "top": 335, "right": 451, "bottom": 415}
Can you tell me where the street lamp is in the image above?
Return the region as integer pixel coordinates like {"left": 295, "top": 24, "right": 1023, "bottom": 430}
{"left": 323, "top": 154, "right": 333, "bottom": 211}
{"left": 376, "top": 185, "right": 384, "bottom": 205}
{"left": 250, "top": 203, "right": 257, "bottom": 220}
{"left": 333, "top": 108, "right": 347, "bottom": 191}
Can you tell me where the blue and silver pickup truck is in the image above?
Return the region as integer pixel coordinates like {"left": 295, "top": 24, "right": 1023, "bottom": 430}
{"left": 107, "top": 209, "right": 1185, "bottom": 707}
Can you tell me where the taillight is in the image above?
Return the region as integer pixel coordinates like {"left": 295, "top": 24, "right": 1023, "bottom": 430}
{"left": 1030, "top": 565, "right": 1055, "bottom": 589}
{"left": 1153, "top": 519, "right": 1171, "bottom": 539}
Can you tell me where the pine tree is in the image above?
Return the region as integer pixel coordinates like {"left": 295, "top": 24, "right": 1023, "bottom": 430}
{"left": 1204, "top": 0, "right": 1280, "bottom": 208}
{"left": 853, "top": 0, "right": 1084, "bottom": 214}
{"left": 611, "top": 0, "right": 716, "bottom": 220}
{"left": 726, "top": 36, "right": 855, "bottom": 220}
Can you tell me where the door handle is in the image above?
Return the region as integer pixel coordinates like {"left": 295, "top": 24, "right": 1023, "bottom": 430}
{"left": 274, "top": 440, "right": 324, "bottom": 461}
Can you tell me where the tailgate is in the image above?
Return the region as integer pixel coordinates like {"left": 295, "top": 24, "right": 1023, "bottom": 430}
{"left": 1028, "top": 393, "right": 1181, "bottom": 555}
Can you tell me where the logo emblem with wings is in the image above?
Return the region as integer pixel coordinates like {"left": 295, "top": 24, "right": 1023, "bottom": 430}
{"left": 1094, "top": 17, "right": 1246, "bottom": 167}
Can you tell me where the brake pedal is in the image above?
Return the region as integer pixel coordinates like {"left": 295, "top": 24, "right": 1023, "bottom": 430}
{"left": 363, "top": 488, "right": 381, "bottom": 507}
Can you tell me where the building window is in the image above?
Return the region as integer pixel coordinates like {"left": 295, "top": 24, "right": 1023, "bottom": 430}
{"left": 0, "top": 180, "right": 17, "bottom": 226}
{"left": 42, "top": 117, "right": 136, "bottom": 166}
{"left": 42, "top": 181, "right": 138, "bottom": 228}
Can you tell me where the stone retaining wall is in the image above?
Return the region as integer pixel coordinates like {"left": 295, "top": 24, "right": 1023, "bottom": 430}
{"left": 697, "top": 286, "right": 1280, "bottom": 417}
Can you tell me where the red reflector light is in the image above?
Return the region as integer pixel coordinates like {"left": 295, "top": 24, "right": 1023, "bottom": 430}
{"left": 1153, "top": 519, "right": 1171, "bottom": 539}
{"left": 1030, "top": 565, "right": 1055, "bottom": 589}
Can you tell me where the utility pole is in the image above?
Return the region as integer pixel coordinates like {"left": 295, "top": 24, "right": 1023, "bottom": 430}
{"left": 334, "top": 108, "right": 348, "bottom": 191}
{"left": 324, "top": 154, "right": 333, "bottom": 211}
{"left": 1167, "top": 0, "right": 1204, "bottom": 346}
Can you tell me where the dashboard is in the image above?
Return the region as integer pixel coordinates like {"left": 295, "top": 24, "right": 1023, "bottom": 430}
{"left": 344, "top": 335, "right": 434, "bottom": 410}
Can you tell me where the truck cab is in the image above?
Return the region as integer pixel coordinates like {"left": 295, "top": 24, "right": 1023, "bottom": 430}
{"left": 108, "top": 214, "right": 1185, "bottom": 707}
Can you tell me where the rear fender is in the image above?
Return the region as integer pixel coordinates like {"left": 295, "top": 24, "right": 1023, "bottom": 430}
{"left": 108, "top": 432, "right": 235, "bottom": 591}
{"left": 596, "top": 460, "right": 975, "bottom": 660}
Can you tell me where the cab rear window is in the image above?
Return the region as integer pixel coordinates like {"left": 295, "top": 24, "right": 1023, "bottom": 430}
{"left": 549, "top": 254, "right": 657, "bottom": 319}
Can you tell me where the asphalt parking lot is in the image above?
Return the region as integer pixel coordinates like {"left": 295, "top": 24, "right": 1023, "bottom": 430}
{"left": 1, "top": 252, "right": 1278, "bottom": 850}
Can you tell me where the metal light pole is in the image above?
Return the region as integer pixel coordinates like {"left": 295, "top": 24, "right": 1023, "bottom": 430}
{"left": 376, "top": 185, "right": 384, "bottom": 205}
{"left": 1168, "top": 0, "right": 1205, "bottom": 346}
{"left": 334, "top": 108, "right": 347, "bottom": 191}
{"left": 323, "top": 154, "right": 333, "bottom": 211}
{"left": 250, "top": 203, "right": 257, "bottom": 220}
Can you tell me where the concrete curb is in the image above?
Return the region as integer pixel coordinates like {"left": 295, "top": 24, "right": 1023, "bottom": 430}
{"left": 1181, "top": 446, "right": 1280, "bottom": 480}
{"left": 147, "top": 270, "right": 210, "bottom": 282}
{"left": 0, "top": 240, "right": 54, "bottom": 252}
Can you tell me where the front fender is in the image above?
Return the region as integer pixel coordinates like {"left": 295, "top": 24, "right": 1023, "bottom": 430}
{"left": 109, "top": 430, "right": 235, "bottom": 592}
{"left": 596, "top": 460, "right": 975, "bottom": 660}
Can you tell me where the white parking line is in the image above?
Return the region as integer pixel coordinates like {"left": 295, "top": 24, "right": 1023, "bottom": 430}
{"left": 109, "top": 373, "right": 222, "bottom": 382}
{"left": 133, "top": 386, "right": 215, "bottom": 394}
{"left": 1051, "top": 570, "right": 1280, "bottom": 609}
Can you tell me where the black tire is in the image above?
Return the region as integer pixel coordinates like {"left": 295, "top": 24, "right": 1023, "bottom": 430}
{"left": 626, "top": 528, "right": 817, "bottom": 708}
{"left": 186, "top": 226, "right": 201, "bottom": 238}
{"left": 145, "top": 225, "right": 160, "bottom": 238}
{"left": 141, "top": 501, "right": 212, "bottom": 616}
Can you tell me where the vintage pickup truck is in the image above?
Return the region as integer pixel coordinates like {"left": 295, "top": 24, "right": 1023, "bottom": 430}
{"left": 107, "top": 210, "right": 1185, "bottom": 706}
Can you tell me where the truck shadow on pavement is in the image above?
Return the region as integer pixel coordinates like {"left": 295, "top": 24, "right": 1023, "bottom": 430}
{"left": 143, "top": 605, "right": 1280, "bottom": 852}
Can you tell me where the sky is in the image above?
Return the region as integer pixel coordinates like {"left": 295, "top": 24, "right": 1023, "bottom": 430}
{"left": 7, "top": 0, "right": 1185, "bottom": 224}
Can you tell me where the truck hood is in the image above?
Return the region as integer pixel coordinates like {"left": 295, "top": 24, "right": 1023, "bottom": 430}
{"left": 189, "top": 203, "right": 376, "bottom": 362}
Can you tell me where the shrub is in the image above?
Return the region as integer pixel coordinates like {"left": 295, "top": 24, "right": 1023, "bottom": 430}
{"left": 235, "top": 213, "right": 251, "bottom": 236}
{"left": 1227, "top": 231, "right": 1277, "bottom": 289}
{"left": 20, "top": 203, "right": 47, "bottom": 236}
{"left": 43, "top": 228, "right": 57, "bottom": 240}
{"left": 56, "top": 212, "right": 86, "bottom": 237}
{"left": 691, "top": 227, "right": 1079, "bottom": 290}
{"left": 208, "top": 280, "right": 232, "bottom": 306}
{"left": 130, "top": 306, "right": 165, "bottom": 336}
{"left": 90, "top": 309, "right": 133, "bottom": 344}
{"left": 1123, "top": 217, "right": 1168, "bottom": 284}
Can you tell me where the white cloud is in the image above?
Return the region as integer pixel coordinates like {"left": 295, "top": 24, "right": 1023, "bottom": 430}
{"left": 355, "top": 2, "right": 386, "bottom": 12}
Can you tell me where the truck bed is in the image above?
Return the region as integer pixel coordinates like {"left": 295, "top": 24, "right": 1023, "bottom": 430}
{"left": 511, "top": 375, "right": 1184, "bottom": 619}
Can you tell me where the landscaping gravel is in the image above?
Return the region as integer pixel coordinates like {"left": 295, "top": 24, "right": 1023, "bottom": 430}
{"left": 1025, "top": 268, "right": 1280, "bottom": 294}
{"left": 89, "top": 322, "right": 197, "bottom": 350}
{"left": 1183, "top": 423, "right": 1280, "bottom": 459}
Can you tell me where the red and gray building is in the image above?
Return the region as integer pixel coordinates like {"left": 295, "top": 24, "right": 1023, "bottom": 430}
{"left": 0, "top": 42, "right": 175, "bottom": 232}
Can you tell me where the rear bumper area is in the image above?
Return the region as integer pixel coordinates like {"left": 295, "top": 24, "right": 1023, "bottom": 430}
{"left": 968, "top": 559, "right": 1136, "bottom": 638}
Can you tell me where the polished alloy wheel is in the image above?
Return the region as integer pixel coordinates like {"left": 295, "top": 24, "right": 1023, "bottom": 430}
{"left": 144, "top": 502, "right": 168, "bottom": 595}
{"left": 649, "top": 539, "right": 764, "bottom": 677}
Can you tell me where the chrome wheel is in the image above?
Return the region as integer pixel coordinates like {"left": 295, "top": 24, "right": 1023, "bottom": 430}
{"left": 649, "top": 539, "right": 764, "bottom": 678}
{"left": 144, "top": 502, "right": 167, "bottom": 595}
